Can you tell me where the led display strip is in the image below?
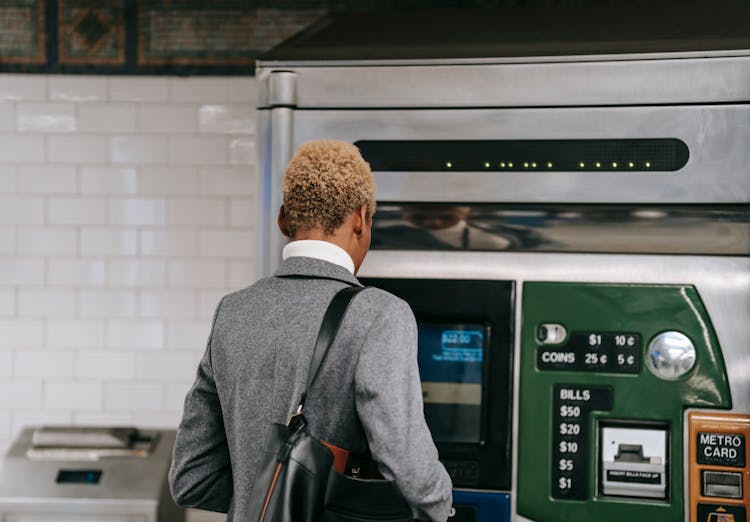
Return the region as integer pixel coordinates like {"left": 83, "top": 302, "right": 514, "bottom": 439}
{"left": 354, "top": 139, "right": 689, "bottom": 172}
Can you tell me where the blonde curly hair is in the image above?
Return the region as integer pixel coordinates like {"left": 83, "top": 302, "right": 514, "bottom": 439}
{"left": 281, "top": 139, "right": 375, "bottom": 237}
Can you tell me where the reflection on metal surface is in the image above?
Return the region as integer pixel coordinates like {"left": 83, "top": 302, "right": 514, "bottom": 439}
{"left": 371, "top": 203, "right": 750, "bottom": 255}
{"left": 646, "top": 331, "right": 697, "bottom": 381}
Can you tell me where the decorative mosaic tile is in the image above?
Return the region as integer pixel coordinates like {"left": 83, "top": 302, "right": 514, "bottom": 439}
{"left": 0, "top": 0, "right": 535, "bottom": 75}
{"left": 253, "top": 8, "right": 325, "bottom": 53}
{"left": 58, "top": 0, "right": 125, "bottom": 65}
{"left": 138, "top": 1, "right": 323, "bottom": 66}
{"left": 0, "top": 0, "right": 45, "bottom": 64}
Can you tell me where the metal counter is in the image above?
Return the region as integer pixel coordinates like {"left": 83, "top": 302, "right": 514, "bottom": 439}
{"left": 0, "top": 428, "right": 183, "bottom": 522}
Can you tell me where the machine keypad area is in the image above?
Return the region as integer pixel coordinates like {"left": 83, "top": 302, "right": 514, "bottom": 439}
{"left": 442, "top": 459, "right": 480, "bottom": 485}
{"left": 551, "top": 384, "right": 613, "bottom": 499}
{"left": 450, "top": 505, "right": 478, "bottom": 522}
{"left": 537, "top": 332, "right": 640, "bottom": 374}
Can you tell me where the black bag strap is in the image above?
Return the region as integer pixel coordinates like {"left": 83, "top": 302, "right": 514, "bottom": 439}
{"left": 292, "top": 286, "right": 365, "bottom": 422}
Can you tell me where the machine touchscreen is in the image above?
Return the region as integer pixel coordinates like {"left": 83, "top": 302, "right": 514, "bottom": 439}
{"left": 418, "top": 323, "right": 485, "bottom": 444}
{"left": 357, "top": 277, "right": 513, "bottom": 489}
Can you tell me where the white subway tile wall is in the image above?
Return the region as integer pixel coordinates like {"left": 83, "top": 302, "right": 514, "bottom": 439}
{"left": 0, "top": 75, "right": 258, "bottom": 465}
{"left": 0, "top": 105, "right": 16, "bottom": 132}
{"left": 109, "top": 78, "right": 169, "bottom": 103}
{"left": 138, "top": 105, "right": 198, "bottom": 134}
{"left": 0, "top": 77, "right": 46, "bottom": 101}
{"left": 18, "top": 166, "right": 77, "bottom": 193}
{"left": 46, "top": 319, "right": 106, "bottom": 349}
{"left": 138, "top": 166, "right": 199, "bottom": 195}
{"left": 80, "top": 228, "right": 138, "bottom": 256}
{"left": 0, "top": 197, "right": 45, "bottom": 224}
{"left": 45, "top": 381, "right": 103, "bottom": 410}
{"left": 49, "top": 258, "right": 108, "bottom": 286}
{"left": 49, "top": 76, "right": 108, "bottom": 103}
{"left": 78, "top": 104, "right": 137, "bottom": 133}
{"left": 48, "top": 197, "right": 109, "bottom": 224}
{"left": 48, "top": 135, "right": 109, "bottom": 164}
{"left": 80, "top": 166, "right": 138, "bottom": 194}
{"left": 0, "top": 166, "right": 17, "bottom": 192}
{"left": 111, "top": 135, "right": 169, "bottom": 164}
{"left": 0, "top": 351, "right": 12, "bottom": 377}
{"left": 78, "top": 289, "right": 136, "bottom": 317}
{"left": 17, "top": 227, "right": 77, "bottom": 255}
{"left": 229, "top": 138, "right": 256, "bottom": 165}
{"left": 0, "top": 228, "right": 15, "bottom": 255}
{"left": 17, "top": 103, "right": 77, "bottom": 133}
{"left": 77, "top": 351, "right": 135, "bottom": 380}
{"left": 11, "top": 410, "right": 72, "bottom": 435}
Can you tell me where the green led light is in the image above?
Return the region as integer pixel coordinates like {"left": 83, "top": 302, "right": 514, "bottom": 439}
{"left": 645, "top": 162, "right": 651, "bottom": 168}
{"left": 612, "top": 162, "right": 618, "bottom": 168}
{"left": 508, "top": 162, "right": 514, "bottom": 168}
{"left": 499, "top": 162, "right": 506, "bottom": 168}
{"left": 531, "top": 162, "right": 537, "bottom": 168}
{"left": 484, "top": 162, "right": 491, "bottom": 168}
{"left": 579, "top": 162, "right": 585, "bottom": 168}
{"left": 523, "top": 162, "right": 529, "bottom": 168}
{"left": 595, "top": 162, "right": 601, "bottom": 168}
{"left": 628, "top": 162, "right": 635, "bottom": 168}
{"left": 446, "top": 162, "right": 453, "bottom": 168}
{"left": 547, "top": 162, "right": 553, "bottom": 168}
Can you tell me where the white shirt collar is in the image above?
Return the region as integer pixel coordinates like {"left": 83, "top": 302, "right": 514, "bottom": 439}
{"left": 282, "top": 240, "right": 355, "bottom": 274}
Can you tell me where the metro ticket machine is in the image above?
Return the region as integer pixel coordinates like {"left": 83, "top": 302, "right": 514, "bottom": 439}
{"left": 256, "top": 5, "right": 750, "bottom": 521}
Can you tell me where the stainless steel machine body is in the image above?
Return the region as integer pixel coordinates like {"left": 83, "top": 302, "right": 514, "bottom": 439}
{"left": 0, "top": 428, "right": 183, "bottom": 522}
{"left": 256, "top": 6, "right": 750, "bottom": 521}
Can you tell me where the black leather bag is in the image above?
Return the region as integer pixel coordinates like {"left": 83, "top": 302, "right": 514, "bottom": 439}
{"left": 247, "top": 286, "right": 413, "bottom": 522}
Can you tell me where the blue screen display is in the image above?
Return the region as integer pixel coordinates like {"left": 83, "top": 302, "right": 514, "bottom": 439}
{"left": 417, "top": 323, "right": 485, "bottom": 443}
{"left": 418, "top": 324, "right": 484, "bottom": 384}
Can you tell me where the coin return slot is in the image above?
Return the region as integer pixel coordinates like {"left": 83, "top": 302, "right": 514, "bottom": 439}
{"left": 702, "top": 471, "right": 743, "bottom": 499}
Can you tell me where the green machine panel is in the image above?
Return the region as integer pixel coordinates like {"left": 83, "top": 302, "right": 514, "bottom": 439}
{"left": 517, "top": 283, "right": 731, "bottom": 522}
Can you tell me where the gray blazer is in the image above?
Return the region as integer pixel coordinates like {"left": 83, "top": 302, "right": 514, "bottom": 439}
{"left": 169, "top": 256, "right": 453, "bottom": 521}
